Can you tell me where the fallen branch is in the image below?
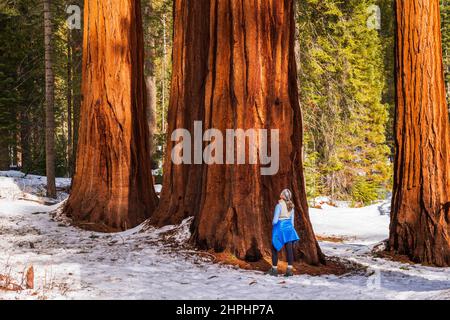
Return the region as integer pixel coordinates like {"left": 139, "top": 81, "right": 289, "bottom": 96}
{"left": 0, "top": 274, "right": 23, "bottom": 292}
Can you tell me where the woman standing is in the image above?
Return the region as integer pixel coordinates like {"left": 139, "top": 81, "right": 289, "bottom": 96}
{"left": 267, "top": 189, "right": 300, "bottom": 277}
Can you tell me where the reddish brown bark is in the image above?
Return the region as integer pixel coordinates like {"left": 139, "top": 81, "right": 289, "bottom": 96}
{"left": 64, "top": 0, "right": 158, "bottom": 231}
{"left": 390, "top": 0, "right": 450, "bottom": 266}
{"left": 153, "top": 0, "right": 324, "bottom": 265}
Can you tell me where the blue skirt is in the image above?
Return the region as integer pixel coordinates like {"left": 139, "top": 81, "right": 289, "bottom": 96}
{"left": 272, "top": 219, "right": 300, "bottom": 252}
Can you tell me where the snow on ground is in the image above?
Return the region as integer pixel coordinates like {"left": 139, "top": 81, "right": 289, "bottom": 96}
{"left": 0, "top": 173, "right": 449, "bottom": 300}
{"left": 0, "top": 171, "right": 71, "bottom": 202}
{"left": 310, "top": 202, "right": 390, "bottom": 243}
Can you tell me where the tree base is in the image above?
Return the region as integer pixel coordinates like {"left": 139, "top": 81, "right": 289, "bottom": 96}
{"left": 378, "top": 249, "right": 450, "bottom": 268}
{"left": 210, "top": 251, "right": 362, "bottom": 276}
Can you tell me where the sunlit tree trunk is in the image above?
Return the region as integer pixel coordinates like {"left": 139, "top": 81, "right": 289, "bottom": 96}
{"left": 153, "top": 0, "right": 324, "bottom": 265}
{"left": 390, "top": 0, "right": 450, "bottom": 266}
{"left": 143, "top": 2, "right": 157, "bottom": 162}
{"left": 64, "top": 0, "right": 158, "bottom": 231}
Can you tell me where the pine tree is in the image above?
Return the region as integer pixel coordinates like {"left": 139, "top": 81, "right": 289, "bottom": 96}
{"left": 297, "top": 0, "right": 391, "bottom": 205}
{"left": 0, "top": 10, "right": 16, "bottom": 170}
{"left": 0, "top": 1, "right": 47, "bottom": 173}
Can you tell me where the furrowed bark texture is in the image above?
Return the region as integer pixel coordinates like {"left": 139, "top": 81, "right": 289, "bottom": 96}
{"left": 390, "top": 0, "right": 450, "bottom": 266}
{"left": 150, "top": 0, "right": 211, "bottom": 226}
{"left": 64, "top": 0, "right": 158, "bottom": 231}
{"left": 154, "top": 0, "right": 324, "bottom": 265}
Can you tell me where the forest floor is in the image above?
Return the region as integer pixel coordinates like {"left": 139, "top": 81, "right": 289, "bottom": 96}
{"left": 0, "top": 171, "right": 449, "bottom": 300}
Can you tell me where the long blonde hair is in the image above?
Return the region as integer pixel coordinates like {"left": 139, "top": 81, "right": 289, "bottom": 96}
{"left": 281, "top": 189, "right": 295, "bottom": 212}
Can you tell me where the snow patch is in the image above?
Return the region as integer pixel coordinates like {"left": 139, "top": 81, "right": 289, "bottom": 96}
{"left": 1, "top": 173, "right": 449, "bottom": 300}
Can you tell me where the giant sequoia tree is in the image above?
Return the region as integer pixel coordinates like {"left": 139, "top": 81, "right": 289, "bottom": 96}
{"left": 152, "top": 0, "right": 324, "bottom": 265}
{"left": 64, "top": 0, "right": 158, "bottom": 231}
{"left": 390, "top": 0, "right": 450, "bottom": 266}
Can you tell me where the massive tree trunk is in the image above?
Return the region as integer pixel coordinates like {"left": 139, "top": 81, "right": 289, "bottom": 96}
{"left": 153, "top": 0, "right": 324, "bottom": 265}
{"left": 64, "top": 0, "right": 158, "bottom": 231}
{"left": 43, "top": 0, "right": 56, "bottom": 198}
{"left": 390, "top": 0, "right": 450, "bottom": 266}
{"left": 150, "top": 0, "right": 211, "bottom": 226}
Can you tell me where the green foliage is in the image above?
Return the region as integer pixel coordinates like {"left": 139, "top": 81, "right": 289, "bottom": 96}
{"left": 142, "top": 0, "right": 173, "bottom": 136}
{"left": 0, "top": 1, "right": 46, "bottom": 171}
{"left": 297, "top": 0, "right": 392, "bottom": 205}
{"left": 350, "top": 176, "right": 379, "bottom": 206}
{"left": 442, "top": 0, "right": 450, "bottom": 107}
{"left": 1, "top": 0, "right": 84, "bottom": 176}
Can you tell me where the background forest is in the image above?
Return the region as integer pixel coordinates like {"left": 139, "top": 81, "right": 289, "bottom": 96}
{"left": 0, "top": 0, "right": 449, "bottom": 205}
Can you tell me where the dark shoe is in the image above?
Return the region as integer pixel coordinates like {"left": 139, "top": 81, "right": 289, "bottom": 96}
{"left": 266, "top": 267, "right": 278, "bottom": 277}
{"left": 284, "top": 269, "right": 294, "bottom": 277}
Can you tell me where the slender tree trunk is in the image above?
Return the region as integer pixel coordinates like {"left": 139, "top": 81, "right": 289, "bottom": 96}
{"left": 152, "top": 0, "right": 324, "bottom": 265}
{"left": 161, "top": 13, "right": 168, "bottom": 133}
{"left": 72, "top": 29, "right": 82, "bottom": 179}
{"left": 63, "top": 0, "right": 158, "bottom": 231}
{"left": 143, "top": 2, "right": 157, "bottom": 162}
{"left": 67, "top": 29, "right": 73, "bottom": 177}
{"left": 69, "top": 0, "right": 83, "bottom": 180}
{"left": 390, "top": 0, "right": 450, "bottom": 266}
{"left": 43, "top": 0, "right": 56, "bottom": 198}
{"left": 146, "top": 75, "right": 157, "bottom": 160}
{"left": 20, "top": 110, "right": 30, "bottom": 171}
{"left": 0, "top": 136, "right": 9, "bottom": 170}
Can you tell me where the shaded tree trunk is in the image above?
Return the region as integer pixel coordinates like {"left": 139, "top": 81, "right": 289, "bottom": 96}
{"left": 150, "top": 0, "right": 211, "bottom": 227}
{"left": 152, "top": 0, "right": 324, "bottom": 265}
{"left": 0, "top": 136, "right": 9, "bottom": 170}
{"left": 67, "top": 29, "right": 73, "bottom": 177}
{"left": 70, "top": 0, "right": 83, "bottom": 179}
{"left": 64, "top": 0, "right": 158, "bottom": 231}
{"left": 43, "top": 0, "right": 56, "bottom": 198}
{"left": 390, "top": 0, "right": 450, "bottom": 266}
{"left": 19, "top": 111, "right": 31, "bottom": 172}
{"left": 72, "top": 32, "right": 82, "bottom": 179}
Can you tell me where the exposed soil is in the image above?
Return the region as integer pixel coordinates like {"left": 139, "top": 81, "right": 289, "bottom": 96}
{"left": 210, "top": 251, "right": 366, "bottom": 277}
